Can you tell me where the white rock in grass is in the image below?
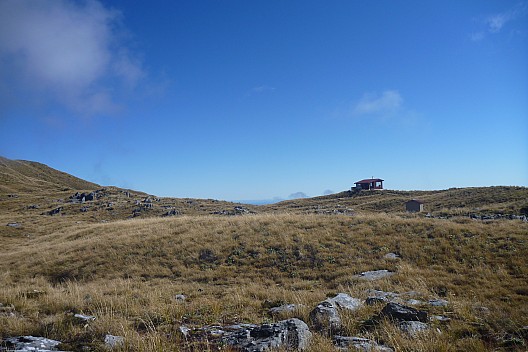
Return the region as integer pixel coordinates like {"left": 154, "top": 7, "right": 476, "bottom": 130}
{"left": 327, "top": 293, "right": 362, "bottom": 311}
{"left": 2, "top": 336, "right": 64, "bottom": 351}
{"left": 356, "top": 270, "right": 394, "bottom": 281}
{"left": 104, "top": 334, "right": 124, "bottom": 348}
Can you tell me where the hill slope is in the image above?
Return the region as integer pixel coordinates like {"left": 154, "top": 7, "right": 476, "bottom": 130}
{"left": 0, "top": 156, "right": 99, "bottom": 194}
{"left": 266, "top": 187, "right": 528, "bottom": 216}
{"left": 1, "top": 156, "right": 527, "bottom": 351}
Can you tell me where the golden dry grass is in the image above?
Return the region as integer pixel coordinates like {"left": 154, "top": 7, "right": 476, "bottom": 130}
{"left": 1, "top": 213, "right": 527, "bottom": 351}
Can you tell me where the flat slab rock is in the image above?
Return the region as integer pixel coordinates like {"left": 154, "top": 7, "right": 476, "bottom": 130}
{"left": 356, "top": 270, "right": 394, "bottom": 280}
{"left": 268, "top": 303, "right": 302, "bottom": 315}
{"left": 379, "top": 303, "right": 428, "bottom": 323}
{"left": 398, "top": 321, "right": 430, "bottom": 336}
{"left": 0, "top": 336, "right": 67, "bottom": 352}
{"left": 327, "top": 293, "right": 362, "bottom": 311}
{"left": 333, "top": 336, "right": 394, "bottom": 351}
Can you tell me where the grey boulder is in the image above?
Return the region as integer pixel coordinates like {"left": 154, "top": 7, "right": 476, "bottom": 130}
{"left": 223, "top": 318, "right": 312, "bottom": 351}
{"left": 309, "top": 301, "right": 341, "bottom": 333}
{"left": 379, "top": 303, "right": 428, "bottom": 323}
{"left": 0, "top": 336, "right": 65, "bottom": 352}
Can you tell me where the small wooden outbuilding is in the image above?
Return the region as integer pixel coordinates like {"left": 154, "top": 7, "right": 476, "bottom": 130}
{"left": 405, "top": 199, "right": 424, "bottom": 213}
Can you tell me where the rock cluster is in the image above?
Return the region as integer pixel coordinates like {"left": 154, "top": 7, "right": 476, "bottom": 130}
{"left": 182, "top": 318, "right": 311, "bottom": 351}
{"left": 0, "top": 336, "right": 65, "bottom": 352}
{"left": 212, "top": 206, "right": 254, "bottom": 216}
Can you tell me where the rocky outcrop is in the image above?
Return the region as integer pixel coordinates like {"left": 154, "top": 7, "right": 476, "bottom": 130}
{"left": 182, "top": 318, "right": 311, "bottom": 351}
{"left": 0, "top": 336, "right": 65, "bottom": 352}
{"left": 224, "top": 318, "right": 311, "bottom": 351}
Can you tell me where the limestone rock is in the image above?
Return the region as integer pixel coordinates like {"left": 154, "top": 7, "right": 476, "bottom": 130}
{"left": 428, "top": 299, "right": 448, "bottom": 307}
{"left": 365, "top": 289, "right": 399, "bottom": 305}
{"left": 333, "top": 336, "right": 394, "bottom": 351}
{"left": 398, "top": 321, "right": 430, "bottom": 336}
{"left": 356, "top": 270, "right": 394, "bottom": 281}
{"left": 74, "top": 313, "right": 96, "bottom": 323}
{"left": 0, "top": 336, "right": 65, "bottom": 352}
{"left": 383, "top": 253, "right": 400, "bottom": 260}
{"left": 104, "top": 334, "right": 124, "bottom": 348}
{"left": 309, "top": 301, "right": 341, "bottom": 333}
{"left": 269, "top": 304, "right": 301, "bottom": 316}
{"left": 175, "top": 294, "right": 186, "bottom": 302}
{"left": 222, "top": 318, "right": 312, "bottom": 351}
{"left": 327, "top": 293, "right": 362, "bottom": 311}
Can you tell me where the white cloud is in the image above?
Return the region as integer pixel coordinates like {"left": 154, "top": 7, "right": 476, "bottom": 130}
{"left": 0, "top": 0, "right": 144, "bottom": 116}
{"left": 471, "top": 2, "right": 528, "bottom": 41}
{"left": 352, "top": 90, "right": 403, "bottom": 116}
{"left": 486, "top": 3, "right": 526, "bottom": 33}
{"left": 252, "top": 85, "right": 276, "bottom": 93}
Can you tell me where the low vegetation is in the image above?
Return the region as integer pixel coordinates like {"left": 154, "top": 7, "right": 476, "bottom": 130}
{"left": 0, "top": 157, "right": 527, "bottom": 351}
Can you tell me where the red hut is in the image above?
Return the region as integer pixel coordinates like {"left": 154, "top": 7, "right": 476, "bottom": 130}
{"left": 354, "top": 178, "right": 384, "bottom": 190}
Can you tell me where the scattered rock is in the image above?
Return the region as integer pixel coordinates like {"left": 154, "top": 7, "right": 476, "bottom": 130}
{"left": 431, "top": 315, "right": 450, "bottom": 322}
{"left": 269, "top": 304, "right": 301, "bottom": 316}
{"left": 27, "top": 204, "right": 40, "bottom": 209}
{"left": 333, "top": 336, "right": 394, "bottom": 351}
{"left": 0, "top": 336, "right": 65, "bottom": 352}
{"left": 223, "top": 318, "right": 311, "bottom": 351}
{"left": 406, "top": 299, "right": 423, "bottom": 306}
{"left": 366, "top": 297, "right": 387, "bottom": 306}
{"left": 383, "top": 253, "right": 400, "bottom": 260}
{"left": 48, "top": 207, "right": 63, "bottom": 216}
{"left": 74, "top": 313, "right": 96, "bottom": 324}
{"left": 428, "top": 299, "right": 448, "bottom": 307}
{"left": 356, "top": 270, "right": 394, "bottom": 281}
{"left": 379, "top": 303, "right": 428, "bottom": 323}
{"left": 164, "top": 209, "right": 179, "bottom": 217}
{"left": 309, "top": 301, "right": 341, "bottom": 333}
{"left": 175, "top": 294, "right": 186, "bottom": 302}
{"left": 327, "top": 293, "right": 362, "bottom": 311}
{"left": 398, "top": 321, "right": 430, "bottom": 336}
{"left": 104, "top": 334, "right": 124, "bottom": 348}
{"left": 366, "top": 289, "right": 399, "bottom": 301}
{"left": 179, "top": 325, "right": 191, "bottom": 337}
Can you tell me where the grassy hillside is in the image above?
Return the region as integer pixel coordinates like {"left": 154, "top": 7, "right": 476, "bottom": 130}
{"left": 266, "top": 187, "right": 528, "bottom": 216}
{"left": 0, "top": 157, "right": 100, "bottom": 193}
{"left": 1, "top": 156, "right": 527, "bottom": 351}
{"left": 1, "top": 214, "right": 527, "bottom": 351}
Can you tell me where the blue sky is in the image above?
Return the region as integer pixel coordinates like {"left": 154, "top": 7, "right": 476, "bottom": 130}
{"left": 0, "top": 0, "right": 527, "bottom": 201}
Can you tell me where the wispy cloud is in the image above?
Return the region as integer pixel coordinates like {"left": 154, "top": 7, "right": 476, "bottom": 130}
{"left": 487, "top": 3, "right": 526, "bottom": 33}
{"left": 470, "top": 2, "right": 527, "bottom": 41}
{"left": 352, "top": 90, "right": 403, "bottom": 116}
{"left": 0, "top": 0, "right": 145, "bottom": 117}
{"left": 252, "top": 85, "right": 276, "bottom": 93}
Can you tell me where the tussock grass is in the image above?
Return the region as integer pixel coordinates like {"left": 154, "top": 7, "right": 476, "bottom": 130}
{"left": 1, "top": 213, "right": 527, "bottom": 350}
